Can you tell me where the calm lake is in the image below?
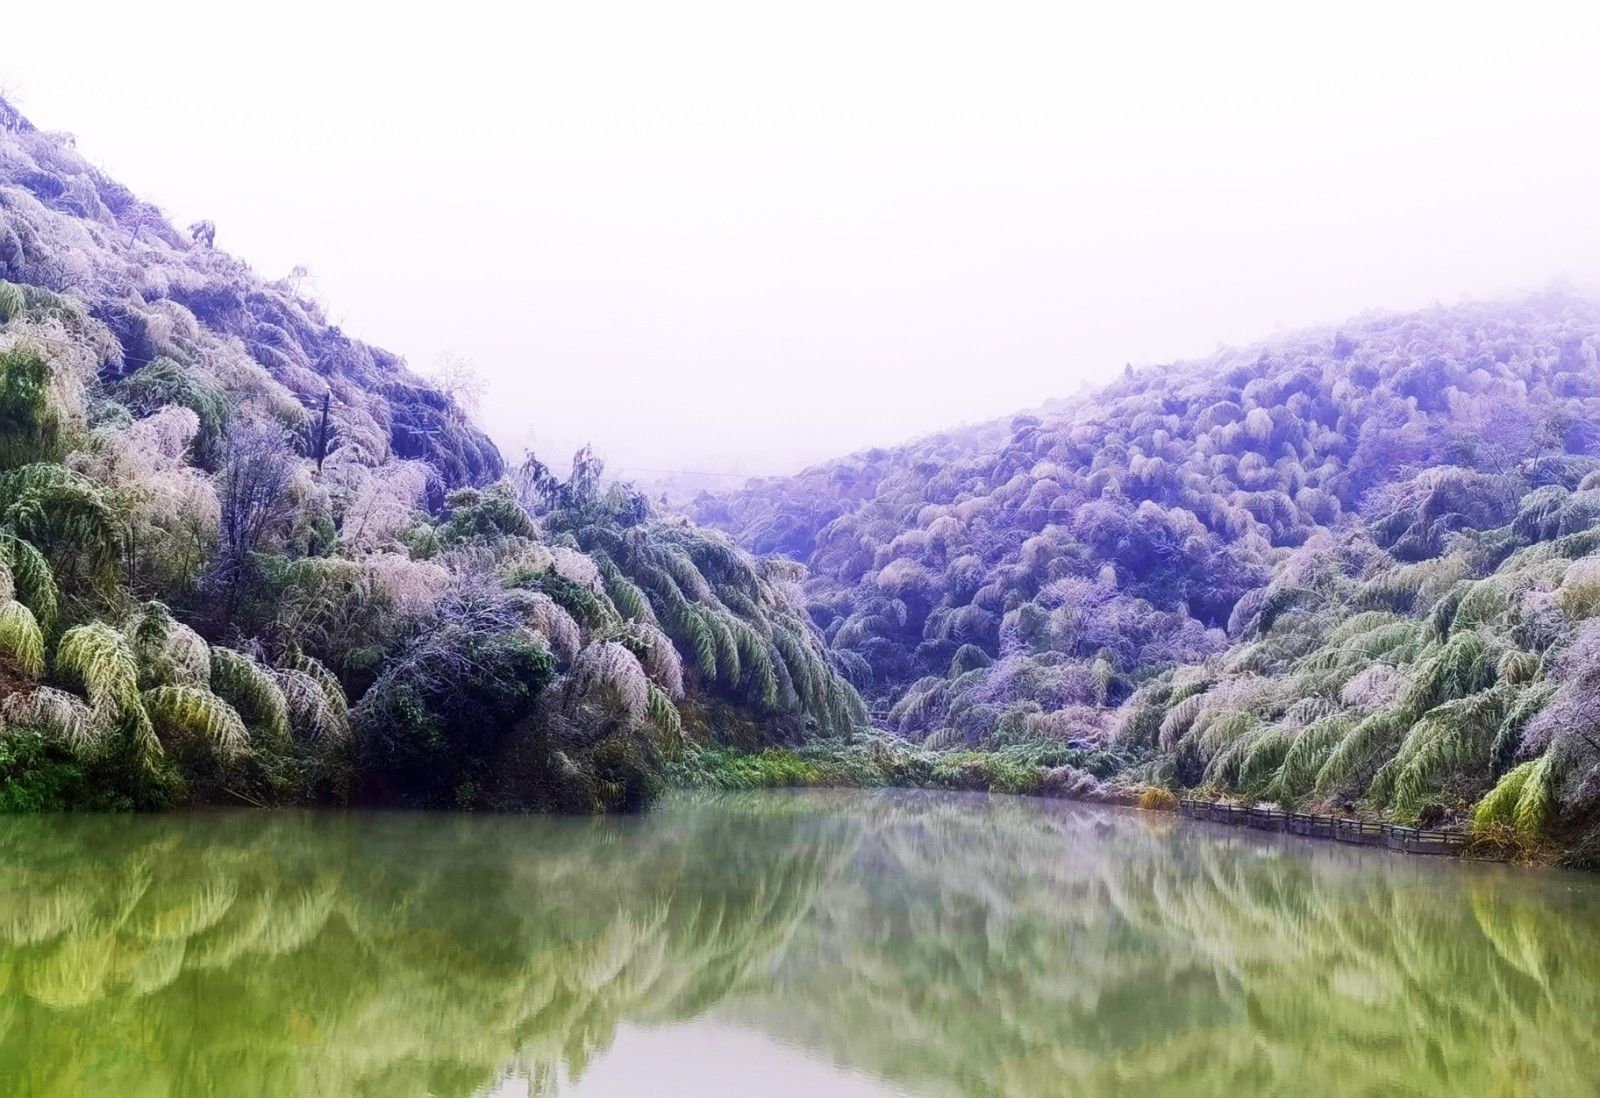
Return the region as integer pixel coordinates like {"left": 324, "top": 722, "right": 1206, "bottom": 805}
{"left": 1, "top": 790, "right": 1596, "bottom": 1096}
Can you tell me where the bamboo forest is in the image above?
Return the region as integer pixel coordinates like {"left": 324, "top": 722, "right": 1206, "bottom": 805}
{"left": 5, "top": 12, "right": 1600, "bottom": 1090}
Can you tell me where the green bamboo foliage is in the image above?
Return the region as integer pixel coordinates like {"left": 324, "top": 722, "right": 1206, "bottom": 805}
{"left": 1513, "top": 753, "right": 1554, "bottom": 837}
{"left": 732, "top": 618, "right": 779, "bottom": 708}
{"left": 126, "top": 601, "right": 209, "bottom": 688}
{"left": 1382, "top": 686, "right": 1510, "bottom": 818}
{"left": 0, "top": 347, "right": 66, "bottom": 467}
{"left": 1313, "top": 711, "right": 1405, "bottom": 799}
{"left": 278, "top": 651, "right": 350, "bottom": 739}
{"left": 0, "top": 530, "right": 59, "bottom": 632}
{"left": 0, "top": 280, "right": 24, "bottom": 324}
{"left": 0, "top": 464, "right": 123, "bottom": 596}
{"left": 274, "top": 667, "right": 348, "bottom": 743}
{"left": 55, "top": 622, "right": 143, "bottom": 727}
{"left": 54, "top": 622, "right": 161, "bottom": 768}
{"left": 591, "top": 550, "right": 657, "bottom": 626}
{"left": 1117, "top": 486, "right": 1600, "bottom": 832}
{"left": 0, "top": 596, "right": 43, "bottom": 677}
{"left": 559, "top": 520, "right": 866, "bottom": 740}
{"left": 141, "top": 685, "right": 248, "bottom": 760}
{"left": 1473, "top": 755, "right": 1552, "bottom": 840}
{"left": 114, "top": 357, "right": 230, "bottom": 460}
{"left": 1234, "top": 724, "right": 1296, "bottom": 794}
{"left": 209, "top": 647, "right": 291, "bottom": 746}
{"left": 1491, "top": 681, "right": 1555, "bottom": 773}
{"left": 0, "top": 686, "right": 95, "bottom": 752}
{"left": 647, "top": 682, "right": 684, "bottom": 746}
{"left": 1195, "top": 712, "right": 1262, "bottom": 786}
{"left": 46, "top": 615, "right": 257, "bottom": 771}
{"left": 1272, "top": 715, "right": 1354, "bottom": 803}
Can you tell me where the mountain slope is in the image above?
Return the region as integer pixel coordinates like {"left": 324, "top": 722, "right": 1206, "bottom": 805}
{"left": 697, "top": 294, "right": 1600, "bottom": 845}
{"left": 0, "top": 98, "right": 864, "bottom": 812}
{"left": 0, "top": 97, "right": 500, "bottom": 487}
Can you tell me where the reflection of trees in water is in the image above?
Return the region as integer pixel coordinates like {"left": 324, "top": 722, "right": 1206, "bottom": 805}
{"left": 3, "top": 794, "right": 1598, "bottom": 1097}
{"left": 743, "top": 791, "right": 1600, "bottom": 1097}
{"left": 0, "top": 804, "right": 855, "bottom": 1096}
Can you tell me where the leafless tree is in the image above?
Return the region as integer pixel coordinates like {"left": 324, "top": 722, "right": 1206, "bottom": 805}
{"left": 308, "top": 392, "right": 334, "bottom": 472}
{"left": 211, "top": 421, "right": 297, "bottom": 619}
{"left": 430, "top": 351, "right": 486, "bottom": 417}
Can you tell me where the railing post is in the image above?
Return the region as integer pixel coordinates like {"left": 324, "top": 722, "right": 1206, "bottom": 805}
{"left": 1168, "top": 797, "right": 1465, "bottom": 855}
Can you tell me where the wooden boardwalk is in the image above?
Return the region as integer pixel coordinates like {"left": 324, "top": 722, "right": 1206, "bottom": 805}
{"left": 1177, "top": 799, "right": 1469, "bottom": 855}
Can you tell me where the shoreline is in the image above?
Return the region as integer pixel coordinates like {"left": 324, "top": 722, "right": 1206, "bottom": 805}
{"left": 1173, "top": 797, "right": 1468, "bottom": 855}
{"left": 665, "top": 741, "right": 1574, "bottom": 868}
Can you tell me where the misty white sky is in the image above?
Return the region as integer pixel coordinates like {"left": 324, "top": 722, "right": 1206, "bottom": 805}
{"left": 5, "top": 2, "right": 1600, "bottom": 481}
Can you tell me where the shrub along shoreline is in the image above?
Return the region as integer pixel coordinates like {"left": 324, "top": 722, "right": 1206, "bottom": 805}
{"left": 667, "top": 737, "right": 1582, "bottom": 867}
{"left": 664, "top": 733, "right": 1135, "bottom": 802}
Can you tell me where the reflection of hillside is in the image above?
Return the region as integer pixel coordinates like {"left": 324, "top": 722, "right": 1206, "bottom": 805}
{"left": 3, "top": 794, "right": 1597, "bottom": 1097}
{"left": 740, "top": 791, "right": 1600, "bottom": 1097}
{"left": 0, "top": 804, "right": 854, "bottom": 1096}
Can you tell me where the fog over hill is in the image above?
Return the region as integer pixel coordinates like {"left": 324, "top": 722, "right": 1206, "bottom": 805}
{"left": 5, "top": 82, "right": 1600, "bottom": 848}
{"left": 8, "top": 2, "right": 1600, "bottom": 478}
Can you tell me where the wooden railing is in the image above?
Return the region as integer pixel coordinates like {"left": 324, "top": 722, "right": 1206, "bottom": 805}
{"left": 1176, "top": 799, "right": 1469, "bottom": 855}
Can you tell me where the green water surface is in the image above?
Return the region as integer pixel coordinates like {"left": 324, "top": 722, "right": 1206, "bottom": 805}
{"left": 0, "top": 790, "right": 1594, "bottom": 1096}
